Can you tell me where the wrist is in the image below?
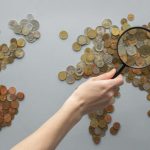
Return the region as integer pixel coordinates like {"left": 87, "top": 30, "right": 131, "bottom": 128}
{"left": 63, "top": 94, "right": 84, "bottom": 124}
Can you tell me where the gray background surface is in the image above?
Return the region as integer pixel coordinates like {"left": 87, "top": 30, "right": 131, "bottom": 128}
{"left": 0, "top": 0, "right": 150, "bottom": 150}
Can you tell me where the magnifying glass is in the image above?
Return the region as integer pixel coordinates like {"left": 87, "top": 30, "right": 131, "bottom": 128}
{"left": 112, "top": 26, "right": 150, "bottom": 79}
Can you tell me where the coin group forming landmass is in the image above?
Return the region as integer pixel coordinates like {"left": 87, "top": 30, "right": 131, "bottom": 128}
{"left": 58, "top": 13, "right": 150, "bottom": 144}
{"left": 9, "top": 14, "right": 41, "bottom": 43}
{"left": 0, "top": 38, "right": 25, "bottom": 71}
{"left": 0, "top": 85, "right": 24, "bottom": 128}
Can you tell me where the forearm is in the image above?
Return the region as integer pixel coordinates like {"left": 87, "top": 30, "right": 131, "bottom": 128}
{"left": 11, "top": 96, "right": 83, "bottom": 150}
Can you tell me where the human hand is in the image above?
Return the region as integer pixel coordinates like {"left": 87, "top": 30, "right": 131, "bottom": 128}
{"left": 67, "top": 69, "right": 123, "bottom": 116}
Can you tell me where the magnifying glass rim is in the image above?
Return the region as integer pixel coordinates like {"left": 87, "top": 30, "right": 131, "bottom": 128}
{"left": 116, "top": 26, "right": 150, "bottom": 69}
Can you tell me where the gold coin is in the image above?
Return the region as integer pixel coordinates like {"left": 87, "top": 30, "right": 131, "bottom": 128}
{"left": 17, "top": 38, "right": 26, "bottom": 47}
{"left": 120, "top": 18, "right": 128, "bottom": 25}
{"left": 127, "top": 13, "right": 135, "bottom": 21}
{"left": 58, "top": 71, "right": 67, "bottom": 81}
{"left": 72, "top": 42, "right": 81, "bottom": 52}
{"left": 59, "top": 31, "right": 68, "bottom": 40}
{"left": 146, "top": 94, "right": 150, "bottom": 101}
{"left": 87, "top": 29, "right": 97, "bottom": 39}
{"left": 111, "top": 26, "right": 120, "bottom": 36}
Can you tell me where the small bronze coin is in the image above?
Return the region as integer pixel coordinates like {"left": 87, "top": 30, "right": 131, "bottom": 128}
{"left": 113, "top": 122, "right": 120, "bottom": 130}
{"left": 110, "top": 127, "right": 118, "bottom": 135}
{"left": 11, "top": 100, "right": 19, "bottom": 109}
{"left": 4, "top": 113, "right": 11, "bottom": 123}
{"left": 147, "top": 110, "right": 150, "bottom": 117}
{"left": 104, "top": 114, "right": 112, "bottom": 124}
{"left": 0, "top": 85, "right": 7, "bottom": 95}
{"left": 16, "top": 92, "right": 25, "bottom": 101}
{"left": 8, "top": 87, "right": 16, "bottom": 95}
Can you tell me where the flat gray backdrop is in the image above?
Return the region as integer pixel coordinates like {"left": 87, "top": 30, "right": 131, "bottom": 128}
{"left": 0, "top": 0, "right": 150, "bottom": 149}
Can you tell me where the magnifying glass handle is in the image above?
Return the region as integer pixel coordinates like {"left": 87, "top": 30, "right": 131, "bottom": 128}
{"left": 112, "top": 63, "right": 126, "bottom": 79}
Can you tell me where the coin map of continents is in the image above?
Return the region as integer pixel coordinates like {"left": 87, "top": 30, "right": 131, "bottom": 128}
{"left": 1, "top": 13, "right": 150, "bottom": 145}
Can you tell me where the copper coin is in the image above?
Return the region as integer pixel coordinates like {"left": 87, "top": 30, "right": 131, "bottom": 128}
{"left": 16, "top": 92, "right": 25, "bottom": 101}
{"left": 147, "top": 110, "right": 150, "bottom": 117}
{"left": 4, "top": 113, "right": 11, "bottom": 123}
{"left": 3, "top": 101, "right": 10, "bottom": 110}
{"left": 104, "top": 114, "right": 112, "bottom": 124}
{"left": 11, "top": 100, "right": 19, "bottom": 109}
{"left": 92, "top": 135, "right": 101, "bottom": 144}
{"left": 105, "top": 104, "right": 114, "bottom": 113}
{"left": 0, "top": 114, "right": 3, "bottom": 124}
{"left": 0, "top": 85, "right": 7, "bottom": 95}
{"left": 9, "top": 108, "right": 17, "bottom": 115}
{"left": 8, "top": 87, "right": 16, "bottom": 95}
{"left": 110, "top": 127, "right": 118, "bottom": 135}
{"left": 113, "top": 122, "right": 120, "bottom": 130}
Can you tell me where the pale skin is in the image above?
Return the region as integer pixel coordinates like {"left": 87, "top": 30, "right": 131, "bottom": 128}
{"left": 11, "top": 69, "right": 123, "bottom": 150}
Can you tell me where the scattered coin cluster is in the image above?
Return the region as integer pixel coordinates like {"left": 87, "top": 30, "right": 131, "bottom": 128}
{"left": 0, "top": 38, "right": 25, "bottom": 71}
{"left": 8, "top": 14, "right": 41, "bottom": 43}
{"left": 118, "top": 28, "right": 150, "bottom": 68}
{"left": 58, "top": 13, "right": 150, "bottom": 144}
{"left": 0, "top": 85, "right": 25, "bottom": 128}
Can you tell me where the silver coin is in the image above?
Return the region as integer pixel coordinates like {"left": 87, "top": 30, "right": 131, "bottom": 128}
{"left": 66, "top": 74, "right": 75, "bottom": 84}
{"left": 25, "top": 32, "right": 36, "bottom": 43}
{"left": 126, "top": 45, "right": 137, "bottom": 56}
{"left": 13, "top": 25, "right": 22, "bottom": 34}
{"left": 96, "top": 26, "right": 106, "bottom": 35}
{"left": 94, "top": 127, "right": 103, "bottom": 136}
{"left": 27, "top": 14, "right": 34, "bottom": 20}
{"left": 66, "top": 65, "right": 75, "bottom": 74}
{"left": 103, "top": 53, "right": 113, "bottom": 64}
{"left": 24, "top": 23, "right": 33, "bottom": 31}
{"left": 22, "top": 27, "right": 30, "bottom": 36}
{"left": 94, "top": 41, "right": 104, "bottom": 52}
{"left": 32, "top": 31, "right": 41, "bottom": 39}
{"left": 8, "top": 20, "right": 18, "bottom": 29}
{"left": 20, "top": 19, "right": 28, "bottom": 27}
{"left": 75, "top": 66, "right": 84, "bottom": 76}
{"left": 30, "top": 20, "right": 40, "bottom": 31}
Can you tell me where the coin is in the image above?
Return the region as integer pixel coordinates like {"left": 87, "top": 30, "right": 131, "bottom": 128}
{"left": 4, "top": 114, "right": 11, "bottom": 123}
{"left": 14, "top": 49, "right": 25, "bottom": 59}
{"left": 58, "top": 71, "right": 67, "bottom": 81}
{"left": 113, "top": 122, "right": 120, "bottom": 130}
{"left": 147, "top": 110, "right": 150, "bottom": 117}
{"left": 77, "top": 35, "right": 87, "bottom": 45}
{"left": 127, "top": 13, "right": 135, "bottom": 21}
{"left": 17, "top": 38, "right": 26, "bottom": 47}
{"left": 11, "top": 100, "right": 19, "bottom": 109}
{"left": 102, "top": 19, "right": 112, "bottom": 29}
{"left": 72, "top": 42, "right": 81, "bottom": 52}
{"left": 16, "top": 92, "right": 25, "bottom": 101}
{"left": 110, "top": 127, "right": 118, "bottom": 135}
{"left": 0, "top": 85, "right": 7, "bottom": 95}
{"left": 8, "top": 87, "right": 16, "bottom": 95}
{"left": 87, "top": 29, "right": 97, "bottom": 39}
{"left": 59, "top": 31, "right": 68, "bottom": 40}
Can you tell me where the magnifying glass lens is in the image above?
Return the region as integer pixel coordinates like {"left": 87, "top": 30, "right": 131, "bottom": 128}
{"left": 118, "top": 27, "right": 150, "bottom": 69}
